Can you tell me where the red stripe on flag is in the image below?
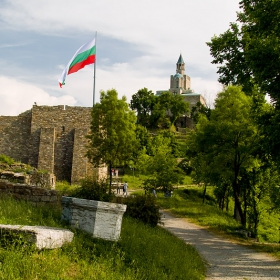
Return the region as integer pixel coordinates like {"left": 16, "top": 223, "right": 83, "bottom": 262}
{"left": 68, "top": 55, "right": 95, "bottom": 75}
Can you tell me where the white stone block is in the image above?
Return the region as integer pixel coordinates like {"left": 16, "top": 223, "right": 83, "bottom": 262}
{"left": 0, "top": 225, "right": 74, "bottom": 249}
{"left": 61, "top": 196, "right": 127, "bottom": 241}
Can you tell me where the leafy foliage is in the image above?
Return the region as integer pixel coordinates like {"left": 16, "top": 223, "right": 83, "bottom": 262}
{"left": 130, "top": 88, "right": 156, "bottom": 127}
{"left": 137, "top": 134, "right": 184, "bottom": 192}
{"left": 207, "top": 0, "right": 280, "bottom": 215}
{"left": 69, "top": 177, "right": 114, "bottom": 202}
{"left": 87, "top": 89, "right": 137, "bottom": 191}
{"left": 207, "top": 0, "right": 280, "bottom": 101}
{"left": 178, "top": 158, "right": 192, "bottom": 175}
{"left": 130, "top": 88, "right": 189, "bottom": 129}
{"left": 191, "top": 101, "right": 211, "bottom": 124}
{"left": 186, "top": 86, "right": 279, "bottom": 236}
{"left": 124, "top": 195, "right": 161, "bottom": 227}
{"left": 0, "top": 154, "right": 14, "bottom": 165}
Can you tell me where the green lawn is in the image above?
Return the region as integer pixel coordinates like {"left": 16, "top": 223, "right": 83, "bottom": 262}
{"left": 0, "top": 194, "right": 206, "bottom": 280}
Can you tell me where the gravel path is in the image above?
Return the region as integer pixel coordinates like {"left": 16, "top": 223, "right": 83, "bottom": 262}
{"left": 160, "top": 210, "right": 280, "bottom": 280}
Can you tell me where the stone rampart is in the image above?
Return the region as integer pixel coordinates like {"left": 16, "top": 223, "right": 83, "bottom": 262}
{"left": 0, "top": 110, "right": 32, "bottom": 163}
{"left": 0, "top": 180, "right": 58, "bottom": 203}
{"left": 0, "top": 105, "right": 103, "bottom": 183}
{"left": 29, "top": 105, "right": 92, "bottom": 182}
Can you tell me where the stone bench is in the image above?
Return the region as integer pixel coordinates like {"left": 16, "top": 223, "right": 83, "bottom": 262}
{"left": 0, "top": 225, "right": 74, "bottom": 249}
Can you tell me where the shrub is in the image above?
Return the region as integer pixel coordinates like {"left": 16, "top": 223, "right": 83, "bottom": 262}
{"left": 178, "top": 158, "right": 192, "bottom": 175}
{"left": 124, "top": 195, "right": 161, "bottom": 227}
{"left": 70, "top": 177, "right": 114, "bottom": 202}
{"left": 0, "top": 154, "right": 14, "bottom": 165}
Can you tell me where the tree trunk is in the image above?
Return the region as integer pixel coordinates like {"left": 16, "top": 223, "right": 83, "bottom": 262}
{"left": 202, "top": 184, "right": 207, "bottom": 203}
{"left": 232, "top": 153, "right": 246, "bottom": 226}
{"left": 233, "top": 189, "right": 246, "bottom": 226}
{"left": 226, "top": 188, "right": 230, "bottom": 211}
{"left": 109, "top": 162, "right": 112, "bottom": 194}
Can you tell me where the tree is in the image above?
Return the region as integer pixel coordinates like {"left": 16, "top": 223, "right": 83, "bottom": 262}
{"left": 187, "top": 86, "right": 274, "bottom": 229}
{"left": 135, "top": 124, "right": 151, "bottom": 152}
{"left": 87, "top": 89, "right": 137, "bottom": 193}
{"left": 131, "top": 89, "right": 189, "bottom": 129}
{"left": 130, "top": 88, "right": 156, "bottom": 127}
{"left": 151, "top": 92, "right": 189, "bottom": 129}
{"left": 191, "top": 101, "right": 211, "bottom": 124}
{"left": 169, "top": 92, "right": 190, "bottom": 124}
{"left": 207, "top": 0, "right": 280, "bottom": 214}
{"left": 207, "top": 0, "right": 280, "bottom": 102}
{"left": 136, "top": 134, "right": 184, "bottom": 193}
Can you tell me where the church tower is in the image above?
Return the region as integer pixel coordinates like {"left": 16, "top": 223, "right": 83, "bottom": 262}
{"left": 169, "top": 54, "right": 191, "bottom": 95}
{"left": 176, "top": 53, "right": 185, "bottom": 75}
{"left": 156, "top": 53, "right": 206, "bottom": 123}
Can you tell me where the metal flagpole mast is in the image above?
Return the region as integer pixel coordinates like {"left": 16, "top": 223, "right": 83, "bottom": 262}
{"left": 93, "top": 31, "right": 97, "bottom": 106}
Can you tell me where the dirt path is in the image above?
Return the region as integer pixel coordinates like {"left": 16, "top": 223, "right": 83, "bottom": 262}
{"left": 160, "top": 210, "right": 280, "bottom": 280}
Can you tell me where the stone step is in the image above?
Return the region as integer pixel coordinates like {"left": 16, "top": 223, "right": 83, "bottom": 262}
{"left": 0, "top": 225, "right": 74, "bottom": 249}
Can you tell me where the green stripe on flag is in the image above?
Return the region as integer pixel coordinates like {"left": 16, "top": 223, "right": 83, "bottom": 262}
{"left": 69, "top": 46, "right": 96, "bottom": 69}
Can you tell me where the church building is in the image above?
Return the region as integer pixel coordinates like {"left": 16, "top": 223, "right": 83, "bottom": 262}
{"left": 156, "top": 53, "right": 206, "bottom": 114}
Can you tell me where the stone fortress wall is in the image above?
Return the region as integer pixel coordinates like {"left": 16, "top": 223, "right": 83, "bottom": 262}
{"left": 0, "top": 105, "right": 106, "bottom": 184}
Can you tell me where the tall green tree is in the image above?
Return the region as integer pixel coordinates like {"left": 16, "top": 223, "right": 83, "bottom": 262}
{"left": 131, "top": 89, "right": 189, "bottom": 129}
{"left": 187, "top": 86, "right": 275, "bottom": 229}
{"left": 130, "top": 88, "right": 156, "bottom": 127}
{"left": 152, "top": 92, "right": 189, "bottom": 128}
{"left": 136, "top": 134, "right": 184, "bottom": 193}
{"left": 207, "top": 0, "right": 280, "bottom": 213}
{"left": 207, "top": 0, "right": 280, "bottom": 101}
{"left": 87, "top": 89, "right": 137, "bottom": 192}
{"left": 191, "top": 101, "right": 211, "bottom": 124}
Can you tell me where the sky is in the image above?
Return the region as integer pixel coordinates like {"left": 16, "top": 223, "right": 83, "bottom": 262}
{"left": 0, "top": 0, "right": 240, "bottom": 116}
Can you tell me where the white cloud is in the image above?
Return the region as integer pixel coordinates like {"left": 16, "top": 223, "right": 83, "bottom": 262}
{"left": 0, "top": 0, "right": 240, "bottom": 59}
{"left": 0, "top": 76, "right": 77, "bottom": 116}
{"left": 0, "top": 0, "right": 241, "bottom": 115}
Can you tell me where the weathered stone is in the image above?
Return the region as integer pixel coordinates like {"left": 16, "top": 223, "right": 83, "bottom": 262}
{"left": 1, "top": 171, "right": 14, "bottom": 178}
{"left": 0, "top": 180, "right": 59, "bottom": 204}
{"left": 41, "top": 195, "right": 52, "bottom": 202}
{"left": 61, "top": 196, "right": 127, "bottom": 241}
{"left": 0, "top": 105, "right": 107, "bottom": 184}
{"left": 13, "top": 173, "right": 25, "bottom": 181}
{"left": 0, "top": 225, "right": 74, "bottom": 249}
{"left": 47, "top": 195, "right": 58, "bottom": 202}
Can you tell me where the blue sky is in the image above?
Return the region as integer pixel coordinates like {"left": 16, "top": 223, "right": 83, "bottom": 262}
{"left": 0, "top": 0, "right": 240, "bottom": 115}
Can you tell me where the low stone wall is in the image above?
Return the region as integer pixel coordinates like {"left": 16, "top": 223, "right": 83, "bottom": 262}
{"left": 0, "top": 169, "right": 56, "bottom": 189}
{"left": 0, "top": 180, "right": 58, "bottom": 203}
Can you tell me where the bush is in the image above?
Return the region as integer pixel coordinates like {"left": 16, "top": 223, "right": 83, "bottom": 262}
{"left": 70, "top": 177, "right": 114, "bottom": 202}
{"left": 178, "top": 158, "right": 192, "bottom": 175}
{"left": 0, "top": 154, "right": 14, "bottom": 165}
{"left": 124, "top": 195, "right": 161, "bottom": 227}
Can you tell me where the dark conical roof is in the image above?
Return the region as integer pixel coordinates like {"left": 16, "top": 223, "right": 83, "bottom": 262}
{"left": 177, "top": 54, "right": 184, "bottom": 64}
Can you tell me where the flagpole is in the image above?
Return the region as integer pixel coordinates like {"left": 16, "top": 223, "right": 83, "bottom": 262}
{"left": 93, "top": 31, "right": 97, "bottom": 106}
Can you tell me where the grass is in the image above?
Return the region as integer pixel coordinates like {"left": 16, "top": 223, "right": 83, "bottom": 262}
{"left": 0, "top": 194, "right": 206, "bottom": 280}
{"left": 122, "top": 171, "right": 193, "bottom": 191}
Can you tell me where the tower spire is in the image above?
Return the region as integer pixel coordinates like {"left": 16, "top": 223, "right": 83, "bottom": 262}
{"left": 176, "top": 53, "right": 185, "bottom": 75}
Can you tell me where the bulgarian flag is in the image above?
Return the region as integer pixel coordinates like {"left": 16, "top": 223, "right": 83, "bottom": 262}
{"left": 58, "top": 38, "right": 96, "bottom": 88}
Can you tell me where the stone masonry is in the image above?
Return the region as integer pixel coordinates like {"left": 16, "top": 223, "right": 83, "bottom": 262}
{"left": 0, "top": 105, "right": 107, "bottom": 184}
{"left": 0, "top": 180, "right": 59, "bottom": 203}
